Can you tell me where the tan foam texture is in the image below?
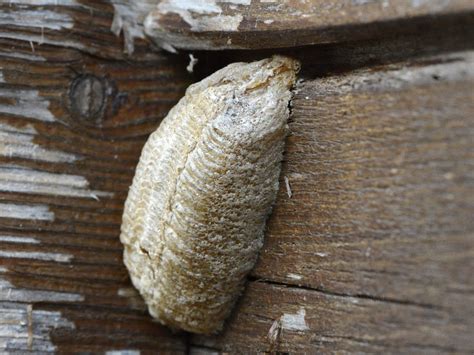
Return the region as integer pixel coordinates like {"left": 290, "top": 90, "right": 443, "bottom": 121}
{"left": 120, "top": 56, "right": 299, "bottom": 334}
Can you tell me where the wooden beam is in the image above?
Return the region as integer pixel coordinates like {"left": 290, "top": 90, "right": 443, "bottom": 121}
{"left": 192, "top": 50, "right": 474, "bottom": 352}
{"left": 142, "top": 0, "right": 474, "bottom": 51}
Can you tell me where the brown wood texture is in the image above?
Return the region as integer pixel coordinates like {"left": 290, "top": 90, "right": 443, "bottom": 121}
{"left": 193, "top": 50, "right": 474, "bottom": 353}
{"left": 0, "top": 0, "right": 473, "bottom": 353}
{"left": 142, "top": 0, "right": 474, "bottom": 51}
{"left": 0, "top": 1, "right": 192, "bottom": 352}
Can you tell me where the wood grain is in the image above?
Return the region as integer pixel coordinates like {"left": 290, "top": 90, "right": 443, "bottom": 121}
{"left": 0, "top": 1, "right": 192, "bottom": 351}
{"left": 0, "top": 0, "right": 155, "bottom": 59}
{"left": 192, "top": 51, "right": 474, "bottom": 353}
{"left": 0, "top": 0, "right": 473, "bottom": 353}
{"left": 143, "top": 0, "right": 474, "bottom": 51}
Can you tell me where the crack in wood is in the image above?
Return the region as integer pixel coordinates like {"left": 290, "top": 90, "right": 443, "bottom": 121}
{"left": 248, "top": 277, "right": 440, "bottom": 310}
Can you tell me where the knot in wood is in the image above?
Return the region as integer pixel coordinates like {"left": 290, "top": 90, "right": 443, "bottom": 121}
{"left": 69, "top": 74, "right": 107, "bottom": 125}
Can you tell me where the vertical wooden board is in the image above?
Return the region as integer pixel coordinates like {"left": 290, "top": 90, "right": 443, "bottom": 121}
{"left": 192, "top": 52, "right": 474, "bottom": 352}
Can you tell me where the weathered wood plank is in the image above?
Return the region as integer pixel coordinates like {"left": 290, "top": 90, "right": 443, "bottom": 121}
{"left": 195, "top": 281, "right": 472, "bottom": 353}
{"left": 191, "top": 51, "right": 474, "bottom": 353}
{"left": 257, "top": 53, "right": 474, "bottom": 302}
{"left": 140, "top": 0, "right": 474, "bottom": 51}
{"left": 1, "top": 1, "right": 473, "bottom": 353}
{"left": 0, "top": 6, "right": 192, "bottom": 349}
{"left": 0, "top": 0, "right": 156, "bottom": 58}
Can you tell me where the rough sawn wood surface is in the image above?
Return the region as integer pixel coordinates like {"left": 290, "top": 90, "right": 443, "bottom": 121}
{"left": 0, "top": 1, "right": 472, "bottom": 353}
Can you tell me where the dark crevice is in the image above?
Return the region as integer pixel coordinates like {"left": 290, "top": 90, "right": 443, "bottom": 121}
{"left": 247, "top": 276, "right": 440, "bottom": 310}
{"left": 187, "top": 344, "right": 222, "bottom": 354}
{"left": 317, "top": 334, "right": 468, "bottom": 353}
{"left": 192, "top": 12, "right": 474, "bottom": 82}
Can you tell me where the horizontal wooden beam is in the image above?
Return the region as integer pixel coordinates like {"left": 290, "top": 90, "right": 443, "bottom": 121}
{"left": 192, "top": 49, "right": 474, "bottom": 352}
{"left": 142, "top": 0, "right": 474, "bottom": 51}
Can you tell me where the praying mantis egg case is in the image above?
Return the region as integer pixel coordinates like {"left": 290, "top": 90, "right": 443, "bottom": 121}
{"left": 120, "top": 55, "right": 300, "bottom": 334}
